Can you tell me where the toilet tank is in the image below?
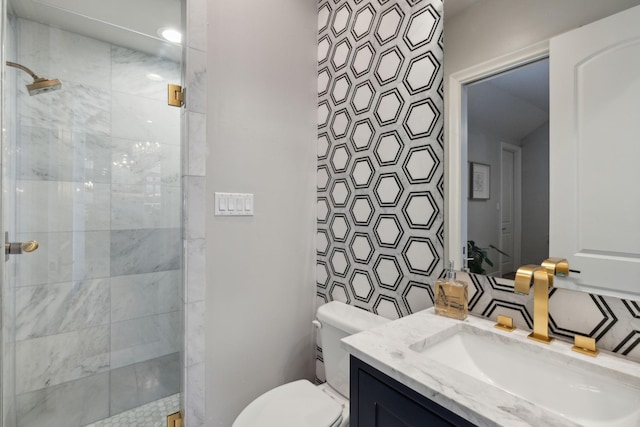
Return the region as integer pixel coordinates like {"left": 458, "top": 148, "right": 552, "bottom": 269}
{"left": 316, "top": 301, "right": 390, "bottom": 398}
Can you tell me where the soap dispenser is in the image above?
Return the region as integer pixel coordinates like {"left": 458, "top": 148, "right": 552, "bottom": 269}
{"left": 434, "top": 261, "right": 468, "bottom": 320}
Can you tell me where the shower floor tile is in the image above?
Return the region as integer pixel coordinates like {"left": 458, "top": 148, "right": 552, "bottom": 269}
{"left": 84, "top": 393, "right": 179, "bottom": 427}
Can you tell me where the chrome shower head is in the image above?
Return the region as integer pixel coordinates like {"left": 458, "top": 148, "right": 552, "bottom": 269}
{"left": 6, "top": 61, "right": 62, "bottom": 96}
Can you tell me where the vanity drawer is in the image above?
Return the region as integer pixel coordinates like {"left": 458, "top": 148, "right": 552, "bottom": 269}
{"left": 350, "top": 356, "right": 476, "bottom": 427}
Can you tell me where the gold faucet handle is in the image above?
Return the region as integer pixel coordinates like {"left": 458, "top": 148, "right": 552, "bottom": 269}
{"left": 572, "top": 335, "right": 599, "bottom": 357}
{"left": 494, "top": 315, "right": 516, "bottom": 332}
{"left": 541, "top": 258, "right": 569, "bottom": 286}
{"left": 513, "top": 264, "right": 542, "bottom": 294}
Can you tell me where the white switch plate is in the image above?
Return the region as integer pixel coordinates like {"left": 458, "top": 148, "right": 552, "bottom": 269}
{"left": 215, "top": 192, "right": 254, "bottom": 216}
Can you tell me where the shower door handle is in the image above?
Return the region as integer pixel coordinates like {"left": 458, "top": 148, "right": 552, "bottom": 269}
{"left": 4, "top": 231, "right": 39, "bottom": 258}
{"left": 5, "top": 240, "right": 39, "bottom": 256}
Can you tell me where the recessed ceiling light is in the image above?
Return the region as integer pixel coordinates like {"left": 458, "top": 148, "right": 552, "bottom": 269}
{"left": 159, "top": 27, "right": 182, "bottom": 44}
{"left": 146, "top": 73, "right": 164, "bottom": 81}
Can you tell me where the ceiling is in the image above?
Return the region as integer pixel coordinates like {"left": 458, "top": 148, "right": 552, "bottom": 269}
{"left": 10, "top": 0, "right": 480, "bottom": 58}
{"left": 8, "top": 0, "right": 183, "bottom": 60}
{"left": 467, "top": 59, "right": 550, "bottom": 141}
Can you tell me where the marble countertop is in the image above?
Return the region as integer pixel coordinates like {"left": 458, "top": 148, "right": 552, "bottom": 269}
{"left": 341, "top": 309, "right": 640, "bottom": 427}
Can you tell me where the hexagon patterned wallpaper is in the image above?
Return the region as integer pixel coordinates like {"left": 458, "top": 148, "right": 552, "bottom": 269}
{"left": 315, "top": 0, "right": 640, "bottom": 382}
{"left": 316, "top": 0, "right": 444, "bottom": 321}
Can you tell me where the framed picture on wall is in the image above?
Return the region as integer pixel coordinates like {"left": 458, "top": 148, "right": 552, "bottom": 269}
{"left": 470, "top": 162, "right": 490, "bottom": 200}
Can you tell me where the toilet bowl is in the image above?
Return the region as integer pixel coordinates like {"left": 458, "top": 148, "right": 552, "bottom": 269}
{"left": 232, "top": 301, "right": 389, "bottom": 427}
{"left": 232, "top": 380, "right": 348, "bottom": 427}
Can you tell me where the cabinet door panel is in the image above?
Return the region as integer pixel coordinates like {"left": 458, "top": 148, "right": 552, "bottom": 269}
{"left": 550, "top": 4, "right": 640, "bottom": 296}
{"left": 359, "top": 370, "right": 455, "bottom": 426}
{"left": 351, "top": 356, "right": 476, "bottom": 427}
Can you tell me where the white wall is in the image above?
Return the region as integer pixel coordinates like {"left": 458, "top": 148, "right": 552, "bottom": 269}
{"left": 521, "top": 122, "right": 549, "bottom": 265}
{"left": 204, "top": 1, "right": 318, "bottom": 426}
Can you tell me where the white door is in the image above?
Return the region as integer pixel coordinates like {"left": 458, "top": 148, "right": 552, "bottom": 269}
{"left": 500, "top": 143, "right": 521, "bottom": 276}
{"left": 550, "top": 5, "right": 640, "bottom": 296}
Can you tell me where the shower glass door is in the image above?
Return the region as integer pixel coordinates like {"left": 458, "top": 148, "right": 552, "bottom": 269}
{"left": 1, "top": 0, "right": 184, "bottom": 425}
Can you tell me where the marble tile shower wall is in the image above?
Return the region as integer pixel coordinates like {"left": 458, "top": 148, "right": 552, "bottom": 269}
{"left": 180, "top": 0, "right": 208, "bottom": 425}
{"left": 10, "top": 18, "right": 181, "bottom": 426}
{"left": 3, "top": 14, "right": 19, "bottom": 427}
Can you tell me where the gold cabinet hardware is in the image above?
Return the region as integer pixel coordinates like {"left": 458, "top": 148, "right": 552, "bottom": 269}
{"left": 167, "top": 411, "right": 183, "bottom": 427}
{"left": 5, "top": 240, "right": 39, "bottom": 255}
{"left": 494, "top": 315, "right": 516, "bottom": 332}
{"left": 572, "top": 335, "right": 599, "bottom": 357}
{"left": 541, "top": 258, "right": 569, "bottom": 286}
{"left": 168, "top": 83, "right": 184, "bottom": 107}
{"left": 514, "top": 264, "right": 553, "bottom": 344}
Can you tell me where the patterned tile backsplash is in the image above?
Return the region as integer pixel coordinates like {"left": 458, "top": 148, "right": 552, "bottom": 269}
{"left": 460, "top": 272, "right": 640, "bottom": 362}
{"left": 315, "top": 0, "right": 640, "bottom": 384}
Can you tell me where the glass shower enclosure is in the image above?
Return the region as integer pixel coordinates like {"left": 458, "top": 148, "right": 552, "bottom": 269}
{"left": 1, "top": 0, "right": 184, "bottom": 425}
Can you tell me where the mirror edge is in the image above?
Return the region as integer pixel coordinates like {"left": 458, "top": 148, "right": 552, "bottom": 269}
{"left": 445, "top": 40, "right": 549, "bottom": 271}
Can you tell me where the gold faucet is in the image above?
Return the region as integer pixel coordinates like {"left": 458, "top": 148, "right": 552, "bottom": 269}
{"left": 514, "top": 259, "right": 569, "bottom": 344}
{"left": 541, "top": 258, "right": 569, "bottom": 286}
{"left": 514, "top": 264, "right": 554, "bottom": 344}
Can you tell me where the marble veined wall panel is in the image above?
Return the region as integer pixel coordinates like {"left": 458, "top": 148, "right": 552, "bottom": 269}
{"left": 111, "top": 271, "right": 181, "bottom": 323}
{"left": 112, "top": 46, "right": 181, "bottom": 101}
{"left": 15, "top": 278, "right": 110, "bottom": 340}
{"left": 111, "top": 138, "right": 181, "bottom": 186}
{"left": 111, "top": 92, "right": 180, "bottom": 144}
{"left": 16, "top": 127, "right": 112, "bottom": 183}
{"left": 15, "top": 372, "right": 110, "bottom": 427}
{"left": 15, "top": 230, "right": 111, "bottom": 286}
{"left": 110, "top": 228, "right": 181, "bottom": 276}
{"left": 10, "top": 17, "right": 183, "bottom": 425}
{"left": 15, "top": 325, "right": 110, "bottom": 395}
{"left": 17, "top": 81, "right": 111, "bottom": 135}
{"left": 181, "top": 0, "right": 208, "bottom": 424}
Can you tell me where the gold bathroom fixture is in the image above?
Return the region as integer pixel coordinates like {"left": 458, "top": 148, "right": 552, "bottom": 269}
{"left": 514, "top": 264, "right": 554, "bottom": 344}
{"left": 494, "top": 315, "right": 516, "bottom": 332}
{"left": 6, "top": 61, "right": 62, "bottom": 95}
{"left": 167, "top": 411, "right": 183, "bottom": 427}
{"left": 168, "top": 83, "right": 184, "bottom": 107}
{"left": 572, "top": 335, "right": 599, "bottom": 357}
{"left": 5, "top": 240, "right": 39, "bottom": 255}
{"left": 541, "top": 257, "right": 570, "bottom": 286}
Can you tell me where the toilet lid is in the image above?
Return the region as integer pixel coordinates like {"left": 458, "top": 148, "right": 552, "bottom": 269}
{"left": 233, "top": 379, "right": 343, "bottom": 427}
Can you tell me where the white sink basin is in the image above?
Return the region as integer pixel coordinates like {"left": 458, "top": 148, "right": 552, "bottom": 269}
{"left": 410, "top": 324, "right": 640, "bottom": 427}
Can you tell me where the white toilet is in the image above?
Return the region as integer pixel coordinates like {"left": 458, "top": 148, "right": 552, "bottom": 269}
{"left": 233, "top": 301, "right": 389, "bottom": 427}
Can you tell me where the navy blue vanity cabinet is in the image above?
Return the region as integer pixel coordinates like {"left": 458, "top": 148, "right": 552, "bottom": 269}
{"left": 350, "top": 356, "right": 477, "bottom": 427}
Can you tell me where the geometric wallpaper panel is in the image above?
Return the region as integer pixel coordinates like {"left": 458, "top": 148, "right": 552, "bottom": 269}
{"left": 316, "top": 0, "right": 444, "bottom": 320}
{"left": 315, "top": 0, "right": 640, "bottom": 382}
